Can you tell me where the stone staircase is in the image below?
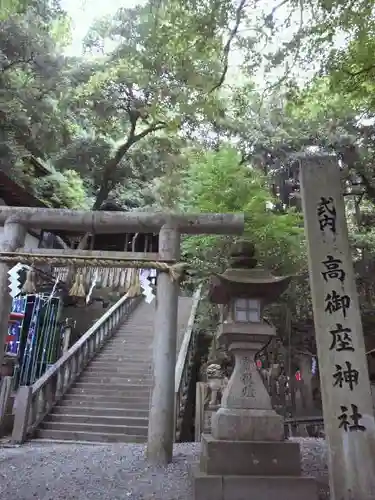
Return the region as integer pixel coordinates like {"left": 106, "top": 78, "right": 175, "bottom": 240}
{"left": 34, "top": 297, "right": 194, "bottom": 443}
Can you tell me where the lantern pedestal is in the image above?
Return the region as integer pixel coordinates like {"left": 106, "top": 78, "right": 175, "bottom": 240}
{"left": 193, "top": 433, "right": 316, "bottom": 499}
{"left": 211, "top": 325, "right": 285, "bottom": 442}
{"left": 192, "top": 461, "right": 318, "bottom": 500}
{"left": 194, "top": 406, "right": 317, "bottom": 500}
{"left": 193, "top": 328, "right": 318, "bottom": 499}
{"left": 193, "top": 429, "right": 318, "bottom": 500}
{"left": 193, "top": 330, "right": 317, "bottom": 499}
{"left": 212, "top": 408, "right": 283, "bottom": 441}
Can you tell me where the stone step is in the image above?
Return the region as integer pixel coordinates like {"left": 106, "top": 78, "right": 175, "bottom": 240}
{"left": 105, "top": 340, "right": 153, "bottom": 346}
{"left": 52, "top": 405, "right": 149, "bottom": 418}
{"left": 35, "top": 428, "right": 147, "bottom": 443}
{"left": 60, "top": 394, "right": 150, "bottom": 408}
{"left": 103, "top": 346, "right": 153, "bottom": 352}
{"left": 110, "top": 329, "right": 152, "bottom": 334}
{"left": 84, "top": 365, "right": 152, "bottom": 375}
{"left": 116, "top": 326, "right": 154, "bottom": 332}
{"left": 111, "top": 339, "right": 153, "bottom": 343}
{"left": 94, "top": 355, "right": 152, "bottom": 362}
{"left": 106, "top": 334, "right": 153, "bottom": 338}
{"left": 40, "top": 420, "right": 148, "bottom": 436}
{"left": 106, "top": 332, "right": 151, "bottom": 337}
{"left": 103, "top": 347, "right": 153, "bottom": 354}
{"left": 69, "top": 391, "right": 150, "bottom": 400}
{"left": 83, "top": 372, "right": 152, "bottom": 380}
{"left": 98, "top": 349, "right": 152, "bottom": 363}
{"left": 83, "top": 367, "right": 153, "bottom": 380}
{"left": 108, "top": 341, "right": 151, "bottom": 346}
{"left": 74, "top": 382, "right": 151, "bottom": 392}
{"left": 46, "top": 413, "right": 148, "bottom": 427}
{"left": 89, "top": 360, "right": 152, "bottom": 368}
{"left": 114, "top": 332, "right": 154, "bottom": 337}
{"left": 108, "top": 331, "right": 154, "bottom": 336}
{"left": 91, "top": 355, "right": 151, "bottom": 362}
{"left": 69, "top": 388, "right": 151, "bottom": 400}
{"left": 98, "top": 349, "right": 152, "bottom": 355}
{"left": 93, "top": 361, "right": 152, "bottom": 368}
{"left": 106, "top": 337, "right": 154, "bottom": 343}
{"left": 79, "top": 375, "right": 153, "bottom": 384}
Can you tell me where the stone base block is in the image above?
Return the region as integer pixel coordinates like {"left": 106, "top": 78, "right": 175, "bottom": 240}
{"left": 191, "top": 465, "right": 318, "bottom": 500}
{"left": 212, "top": 408, "right": 284, "bottom": 441}
{"left": 200, "top": 433, "right": 301, "bottom": 476}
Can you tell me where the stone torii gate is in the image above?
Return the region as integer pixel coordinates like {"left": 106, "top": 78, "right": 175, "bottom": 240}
{"left": 0, "top": 207, "right": 244, "bottom": 464}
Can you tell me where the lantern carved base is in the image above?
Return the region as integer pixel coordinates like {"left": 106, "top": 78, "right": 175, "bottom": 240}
{"left": 192, "top": 434, "right": 318, "bottom": 500}
{"left": 199, "top": 434, "right": 301, "bottom": 476}
{"left": 192, "top": 464, "right": 318, "bottom": 500}
{"left": 212, "top": 408, "right": 284, "bottom": 442}
{"left": 192, "top": 343, "right": 318, "bottom": 500}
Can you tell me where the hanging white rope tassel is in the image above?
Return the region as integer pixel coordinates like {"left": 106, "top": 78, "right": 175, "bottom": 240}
{"left": 48, "top": 276, "right": 59, "bottom": 302}
{"left": 86, "top": 269, "right": 98, "bottom": 304}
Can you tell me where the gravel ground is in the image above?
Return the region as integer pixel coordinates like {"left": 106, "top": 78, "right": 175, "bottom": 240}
{"left": 0, "top": 438, "right": 329, "bottom": 500}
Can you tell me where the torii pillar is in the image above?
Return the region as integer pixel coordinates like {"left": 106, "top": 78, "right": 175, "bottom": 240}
{"left": 147, "top": 222, "right": 180, "bottom": 465}
{"left": 0, "top": 221, "right": 26, "bottom": 370}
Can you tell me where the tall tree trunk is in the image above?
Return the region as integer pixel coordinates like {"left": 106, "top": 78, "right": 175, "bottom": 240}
{"left": 92, "top": 121, "right": 166, "bottom": 210}
{"left": 72, "top": 121, "right": 166, "bottom": 253}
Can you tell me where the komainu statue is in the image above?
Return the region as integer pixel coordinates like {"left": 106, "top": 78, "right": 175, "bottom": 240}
{"left": 206, "top": 363, "right": 228, "bottom": 408}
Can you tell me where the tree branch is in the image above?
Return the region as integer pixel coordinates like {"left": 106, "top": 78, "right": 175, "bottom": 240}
{"left": 133, "top": 121, "right": 166, "bottom": 142}
{"left": 258, "top": 0, "right": 305, "bottom": 107}
{"left": 266, "top": 0, "right": 290, "bottom": 20}
{"left": 1, "top": 56, "right": 34, "bottom": 73}
{"left": 91, "top": 120, "right": 166, "bottom": 210}
{"left": 209, "top": 0, "right": 247, "bottom": 93}
{"left": 342, "top": 64, "right": 375, "bottom": 78}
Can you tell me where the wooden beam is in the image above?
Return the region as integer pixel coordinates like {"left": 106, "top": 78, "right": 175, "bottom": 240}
{"left": 0, "top": 207, "right": 244, "bottom": 235}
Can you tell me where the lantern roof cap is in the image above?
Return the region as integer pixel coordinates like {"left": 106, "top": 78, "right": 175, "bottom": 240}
{"left": 218, "top": 267, "right": 289, "bottom": 286}
{"left": 209, "top": 241, "right": 291, "bottom": 303}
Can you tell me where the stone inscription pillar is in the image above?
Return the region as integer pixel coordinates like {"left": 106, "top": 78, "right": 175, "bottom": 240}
{"left": 147, "top": 222, "right": 180, "bottom": 465}
{"left": 300, "top": 155, "right": 375, "bottom": 500}
{"left": 0, "top": 221, "right": 26, "bottom": 370}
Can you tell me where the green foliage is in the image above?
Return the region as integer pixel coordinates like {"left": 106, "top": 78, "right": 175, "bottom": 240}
{"left": 10, "top": 0, "right": 375, "bottom": 354}
{"left": 57, "top": 1, "right": 232, "bottom": 208}
{"left": 33, "top": 169, "right": 89, "bottom": 208}
{"left": 4, "top": 0, "right": 375, "bottom": 330}
{"left": 0, "top": 0, "right": 31, "bottom": 19}
{"left": 0, "top": 0, "right": 76, "bottom": 199}
{"left": 181, "top": 147, "right": 304, "bottom": 275}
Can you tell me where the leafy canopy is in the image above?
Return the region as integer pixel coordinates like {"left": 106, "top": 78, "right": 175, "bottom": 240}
{"left": 182, "top": 146, "right": 304, "bottom": 275}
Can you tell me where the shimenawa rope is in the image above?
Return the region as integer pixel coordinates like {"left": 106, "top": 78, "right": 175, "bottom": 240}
{"left": 0, "top": 251, "right": 188, "bottom": 282}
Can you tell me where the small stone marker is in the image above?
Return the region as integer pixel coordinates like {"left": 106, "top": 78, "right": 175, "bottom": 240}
{"left": 300, "top": 155, "right": 375, "bottom": 500}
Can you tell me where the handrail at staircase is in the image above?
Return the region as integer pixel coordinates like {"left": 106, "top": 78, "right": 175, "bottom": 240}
{"left": 175, "top": 285, "right": 202, "bottom": 441}
{"left": 11, "top": 292, "right": 142, "bottom": 443}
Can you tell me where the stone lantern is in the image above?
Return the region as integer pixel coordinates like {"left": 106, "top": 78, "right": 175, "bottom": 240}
{"left": 192, "top": 242, "right": 317, "bottom": 500}
{"left": 209, "top": 241, "right": 290, "bottom": 441}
